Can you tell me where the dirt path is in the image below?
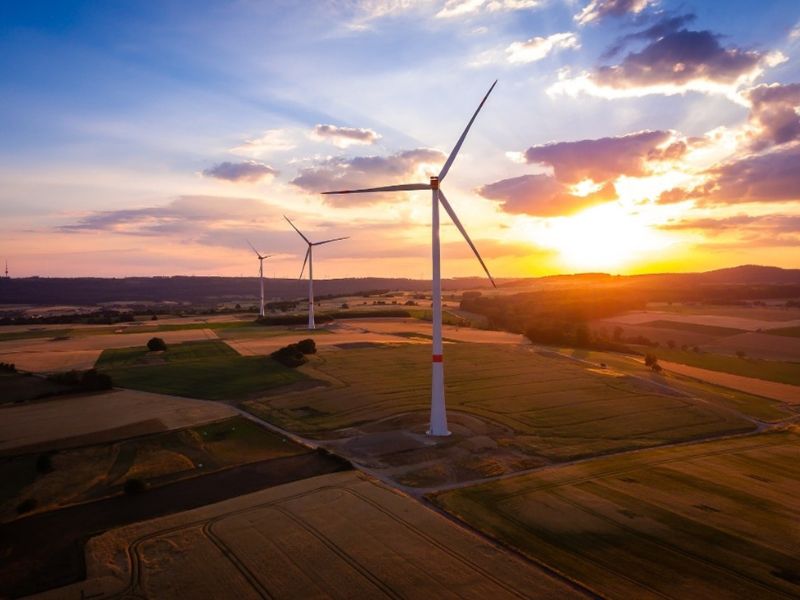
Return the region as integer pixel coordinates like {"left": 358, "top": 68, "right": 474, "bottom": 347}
{"left": 0, "top": 452, "right": 351, "bottom": 598}
{"left": 659, "top": 360, "right": 800, "bottom": 404}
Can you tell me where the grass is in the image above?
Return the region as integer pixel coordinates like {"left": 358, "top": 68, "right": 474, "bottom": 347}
{"left": 645, "top": 347, "right": 800, "bottom": 386}
{"left": 0, "top": 416, "right": 307, "bottom": 521}
{"left": 641, "top": 320, "right": 746, "bottom": 337}
{"left": 432, "top": 429, "right": 800, "bottom": 600}
{"left": 245, "top": 343, "right": 754, "bottom": 461}
{"left": 97, "top": 340, "right": 307, "bottom": 401}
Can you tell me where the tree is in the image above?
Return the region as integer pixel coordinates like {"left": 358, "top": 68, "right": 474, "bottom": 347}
{"left": 150, "top": 313, "right": 158, "bottom": 321}
{"left": 341, "top": 303, "right": 349, "bottom": 309}
{"left": 644, "top": 353, "right": 657, "bottom": 367}
{"left": 271, "top": 344, "right": 307, "bottom": 368}
{"left": 297, "top": 339, "right": 317, "bottom": 354}
{"left": 147, "top": 337, "right": 167, "bottom": 352}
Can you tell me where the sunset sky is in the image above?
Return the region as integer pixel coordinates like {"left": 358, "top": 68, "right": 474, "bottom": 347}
{"left": 2, "top": 0, "right": 799, "bottom": 279}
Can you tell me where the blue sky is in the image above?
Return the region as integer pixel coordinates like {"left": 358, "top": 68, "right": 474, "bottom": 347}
{"left": 1, "top": 0, "right": 799, "bottom": 278}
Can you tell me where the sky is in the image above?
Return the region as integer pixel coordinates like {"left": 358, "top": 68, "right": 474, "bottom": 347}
{"left": 1, "top": 0, "right": 799, "bottom": 280}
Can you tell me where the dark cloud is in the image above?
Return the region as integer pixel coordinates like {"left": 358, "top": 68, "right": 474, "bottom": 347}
{"left": 595, "top": 29, "right": 764, "bottom": 91}
{"left": 291, "top": 148, "right": 445, "bottom": 203}
{"left": 312, "top": 124, "right": 381, "bottom": 147}
{"left": 660, "top": 213, "right": 800, "bottom": 235}
{"left": 603, "top": 13, "right": 696, "bottom": 59}
{"left": 524, "top": 130, "right": 672, "bottom": 183}
{"left": 575, "top": 0, "right": 653, "bottom": 25}
{"left": 478, "top": 174, "right": 616, "bottom": 216}
{"left": 202, "top": 161, "right": 278, "bottom": 183}
{"left": 745, "top": 83, "right": 800, "bottom": 150}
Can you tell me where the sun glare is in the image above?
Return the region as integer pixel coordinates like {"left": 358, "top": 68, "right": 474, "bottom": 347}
{"left": 537, "top": 202, "right": 673, "bottom": 272}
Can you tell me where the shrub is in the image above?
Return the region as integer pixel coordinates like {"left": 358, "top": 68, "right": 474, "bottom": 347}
{"left": 80, "top": 369, "right": 113, "bottom": 391}
{"left": 340, "top": 303, "right": 349, "bottom": 309}
{"left": 271, "top": 344, "right": 307, "bottom": 368}
{"left": 124, "top": 478, "right": 147, "bottom": 495}
{"left": 297, "top": 338, "right": 317, "bottom": 354}
{"left": 0, "top": 362, "right": 16, "bottom": 373}
{"left": 644, "top": 353, "right": 658, "bottom": 367}
{"left": 47, "top": 370, "right": 82, "bottom": 385}
{"left": 35, "top": 453, "right": 54, "bottom": 474}
{"left": 16, "top": 498, "right": 37, "bottom": 514}
{"left": 147, "top": 337, "right": 167, "bottom": 352}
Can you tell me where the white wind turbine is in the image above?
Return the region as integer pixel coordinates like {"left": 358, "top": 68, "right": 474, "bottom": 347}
{"left": 285, "top": 216, "right": 349, "bottom": 330}
{"left": 322, "top": 81, "right": 498, "bottom": 437}
{"left": 247, "top": 240, "right": 271, "bottom": 318}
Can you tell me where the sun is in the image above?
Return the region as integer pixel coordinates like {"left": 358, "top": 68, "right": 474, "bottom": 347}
{"left": 537, "top": 202, "right": 673, "bottom": 272}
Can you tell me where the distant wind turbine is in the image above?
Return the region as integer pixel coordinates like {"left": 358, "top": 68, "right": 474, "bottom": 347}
{"left": 247, "top": 240, "right": 271, "bottom": 317}
{"left": 322, "top": 81, "right": 498, "bottom": 437}
{"left": 285, "top": 216, "right": 348, "bottom": 330}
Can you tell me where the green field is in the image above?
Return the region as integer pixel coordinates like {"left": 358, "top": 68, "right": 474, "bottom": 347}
{"left": 433, "top": 429, "right": 800, "bottom": 600}
{"left": 641, "top": 320, "right": 746, "bottom": 336}
{"left": 97, "top": 340, "right": 307, "bottom": 401}
{"left": 0, "top": 416, "right": 307, "bottom": 520}
{"left": 645, "top": 347, "right": 800, "bottom": 386}
{"left": 246, "top": 344, "right": 754, "bottom": 460}
{"left": 557, "top": 348, "right": 794, "bottom": 422}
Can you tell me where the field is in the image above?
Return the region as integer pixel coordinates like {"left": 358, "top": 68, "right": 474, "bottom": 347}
{"left": 434, "top": 429, "right": 800, "bottom": 600}
{"left": 0, "top": 327, "right": 220, "bottom": 373}
{"left": 96, "top": 340, "right": 307, "bottom": 401}
{"left": 0, "top": 388, "right": 235, "bottom": 455}
{"left": 644, "top": 347, "right": 800, "bottom": 386}
{"left": 38, "top": 471, "right": 586, "bottom": 600}
{"left": 245, "top": 343, "right": 756, "bottom": 487}
{"left": 0, "top": 417, "right": 306, "bottom": 522}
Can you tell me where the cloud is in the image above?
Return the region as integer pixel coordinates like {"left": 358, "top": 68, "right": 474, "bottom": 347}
{"left": 478, "top": 173, "right": 616, "bottom": 216}
{"left": 660, "top": 213, "right": 800, "bottom": 248}
{"left": 744, "top": 83, "right": 800, "bottom": 150}
{"left": 60, "top": 196, "right": 273, "bottom": 237}
{"left": 661, "top": 143, "right": 800, "bottom": 205}
{"left": 290, "top": 148, "right": 445, "bottom": 203}
{"left": 506, "top": 32, "right": 580, "bottom": 64}
{"left": 311, "top": 124, "right": 381, "bottom": 148}
{"left": 202, "top": 161, "right": 278, "bottom": 183}
{"left": 436, "top": 0, "right": 541, "bottom": 19}
{"left": 551, "top": 17, "right": 785, "bottom": 98}
{"left": 575, "top": 0, "right": 654, "bottom": 25}
{"left": 523, "top": 130, "right": 675, "bottom": 183}
{"left": 230, "top": 129, "right": 296, "bottom": 157}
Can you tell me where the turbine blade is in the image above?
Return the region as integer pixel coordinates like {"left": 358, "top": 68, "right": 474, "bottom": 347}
{"left": 438, "top": 80, "right": 497, "bottom": 182}
{"left": 246, "top": 239, "right": 262, "bottom": 257}
{"left": 299, "top": 247, "right": 310, "bottom": 280}
{"left": 322, "top": 183, "right": 430, "bottom": 195}
{"left": 313, "top": 236, "right": 349, "bottom": 246}
{"left": 438, "top": 189, "right": 496, "bottom": 288}
{"left": 284, "top": 215, "right": 310, "bottom": 244}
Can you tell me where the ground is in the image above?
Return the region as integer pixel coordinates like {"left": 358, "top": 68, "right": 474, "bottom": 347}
{"left": 245, "top": 342, "right": 757, "bottom": 489}
{"left": 433, "top": 428, "right": 800, "bottom": 600}
{"left": 32, "top": 471, "right": 587, "bottom": 600}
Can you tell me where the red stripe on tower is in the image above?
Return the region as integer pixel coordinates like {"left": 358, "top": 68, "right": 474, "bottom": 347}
{"left": 432, "top": 354, "right": 443, "bottom": 363}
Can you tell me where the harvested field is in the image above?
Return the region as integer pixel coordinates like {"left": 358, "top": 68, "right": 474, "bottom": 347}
{"left": 0, "top": 417, "right": 307, "bottom": 522}
{"left": 247, "top": 344, "right": 754, "bottom": 463}
{"left": 34, "top": 471, "right": 586, "bottom": 600}
{"left": 0, "top": 328, "right": 219, "bottom": 374}
{"left": 659, "top": 361, "right": 800, "bottom": 404}
{"left": 96, "top": 340, "right": 307, "bottom": 401}
{"left": 0, "top": 389, "right": 235, "bottom": 455}
{"left": 434, "top": 430, "right": 800, "bottom": 600}
{"left": 639, "top": 320, "right": 746, "bottom": 336}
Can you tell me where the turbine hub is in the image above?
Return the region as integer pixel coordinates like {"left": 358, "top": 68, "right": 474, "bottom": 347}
{"left": 430, "top": 176, "right": 439, "bottom": 190}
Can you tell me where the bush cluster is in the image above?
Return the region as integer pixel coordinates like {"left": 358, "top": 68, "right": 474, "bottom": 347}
{"left": 271, "top": 338, "right": 317, "bottom": 368}
{"left": 46, "top": 368, "right": 113, "bottom": 391}
{"left": 147, "top": 337, "right": 167, "bottom": 351}
{"left": 0, "top": 362, "right": 16, "bottom": 372}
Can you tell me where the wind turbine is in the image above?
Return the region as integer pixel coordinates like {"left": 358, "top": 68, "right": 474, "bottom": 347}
{"left": 285, "top": 216, "right": 348, "bottom": 330}
{"left": 322, "top": 81, "right": 498, "bottom": 437}
{"left": 246, "top": 240, "right": 271, "bottom": 318}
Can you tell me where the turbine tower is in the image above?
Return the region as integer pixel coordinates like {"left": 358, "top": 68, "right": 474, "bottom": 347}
{"left": 322, "top": 81, "right": 498, "bottom": 436}
{"left": 285, "top": 216, "right": 348, "bottom": 330}
{"left": 247, "top": 241, "right": 271, "bottom": 318}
